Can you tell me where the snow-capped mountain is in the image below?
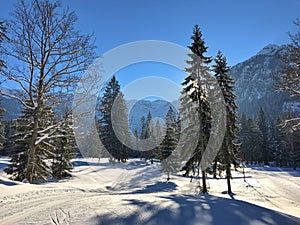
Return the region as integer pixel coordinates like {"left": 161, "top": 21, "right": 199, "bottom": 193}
{"left": 229, "top": 44, "right": 300, "bottom": 120}
{"left": 127, "top": 99, "right": 179, "bottom": 133}
{"left": 2, "top": 44, "right": 299, "bottom": 123}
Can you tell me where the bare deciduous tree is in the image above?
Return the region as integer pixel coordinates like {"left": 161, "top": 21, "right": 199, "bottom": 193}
{"left": 0, "top": 0, "right": 96, "bottom": 183}
{"left": 277, "top": 19, "right": 300, "bottom": 131}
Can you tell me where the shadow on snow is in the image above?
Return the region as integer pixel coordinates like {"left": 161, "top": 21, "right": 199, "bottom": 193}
{"left": 93, "top": 194, "right": 300, "bottom": 225}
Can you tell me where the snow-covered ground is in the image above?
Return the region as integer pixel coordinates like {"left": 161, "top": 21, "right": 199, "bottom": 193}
{"left": 0, "top": 157, "right": 300, "bottom": 225}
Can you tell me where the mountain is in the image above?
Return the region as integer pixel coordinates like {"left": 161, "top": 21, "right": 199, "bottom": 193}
{"left": 229, "top": 44, "right": 300, "bottom": 120}
{"left": 127, "top": 99, "right": 179, "bottom": 133}
{"left": 0, "top": 96, "right": 22, "bottom": 121}
{"left": 1, "top": 44, "right": 299, "bottom": 124}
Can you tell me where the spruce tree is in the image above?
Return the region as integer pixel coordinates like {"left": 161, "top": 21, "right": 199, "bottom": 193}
{"left": 52, "top": 113, "right": 77, "bottom": 179}
{"left": 111, "top": 91, "right": 131, "bottom": 162}
{"left": 4, "top": 108, "right": 32, "bottom": 181}
{"left": 212, "top": 51, "right": 238, "bottom": 194}
{"left": 160, "top": 107, "right": 180, "bottom": 180}
{"left": 96, "top": 76, "right": 129, "bottom": 162}
{"left": 256, "top": 107, "right": 269, "bottom": 164}
{"left": 180, "top": 25, "right": 212, "bottom": 193}
{"left": 140, "top": 111, "right": 155, "bottom": 161}
{"left": 238, "top": 115, "right": 263, "bottom": 164}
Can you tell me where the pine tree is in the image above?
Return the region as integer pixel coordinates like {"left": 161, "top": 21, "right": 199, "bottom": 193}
{"left": 268, "top": 119, "right": 278, "bottom": 162}
{"left": 111, "top": 91, "right": 131, "bottom": 162}
{"left": 140, "top": 116, "right": 147, "bottom": 140}
{"left": 4, "top": 108, "right": 32, "bottom": 181}
{"left": 140, "top": 111, "right": 155, "bottom": 161}
{"left": 256, "top": 107, "right": 269, "bottom": 164}
{"left": 153, "top": 120, "right": 162, "bottom": 158}
{"left": 52, "top": 113, "right": 77, "bottom": 179}
{"left": 96, "top": 76, "right": 129, "bottom": 162}
{"left": 160, "top": 107, "right": 180, "bottom": 180}
{"left": 5, "top": 101, "right": 58, "bottom": 183}
{"left": 212, "top": 51, "right": 238, "bottom": 194}
{"left": 238, "top": 114, "right": 263, "bottom": 164}
{"left": 180, "top": 25, "right": 212, "bottom": 193}
{"left": 3, "top": 120, "right": 13, "bottom": 156}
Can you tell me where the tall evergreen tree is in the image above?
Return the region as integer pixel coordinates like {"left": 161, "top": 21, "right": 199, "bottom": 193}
{"left": 256, "top": 107, "right": 269, "bottom": 164}
{"left": 212, "top": 51, "right": 238, "bottom": 194}
{"left": 4, "top": 109, "right": 31, "bottom": 181}
{"left": 160, "top": 107, "right": 180, "bottom": 180}
{"left": 180, "top": 25, "right": 212, "bottom": 193}
{"left": 52, "top": 113, "right": 77, "bottom": 179}
{"left": 140, "top": 111, "right": 155, "bottom": 160}
{"left": 111, "top": 91, "right": 131, "bottom": 162}
{"left": 96, "top": 76, "right": 129, "bottom": 162}
{"left": 5, "top": 102, "right": 57, "bottom": 182}
{"left": 238, "top": 114, "right": 263, "bottom": 164}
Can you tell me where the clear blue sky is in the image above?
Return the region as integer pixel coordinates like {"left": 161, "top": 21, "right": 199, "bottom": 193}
{"left": 0, "top": 0, "right": 300, "bottom": 92}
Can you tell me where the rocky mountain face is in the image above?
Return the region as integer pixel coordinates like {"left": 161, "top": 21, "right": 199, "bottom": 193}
{"left": 229, "top": 44, "right": 300, "bottom": 120}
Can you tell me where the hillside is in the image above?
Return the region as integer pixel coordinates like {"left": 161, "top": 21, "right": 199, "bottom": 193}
{"left": 229, "top": 44, "right": 300, "bottom": 119}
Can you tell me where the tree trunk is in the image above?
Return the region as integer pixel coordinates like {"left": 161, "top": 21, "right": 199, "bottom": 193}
{"left": 213, "top": 159, "right": 218, "bottom": 179}
{"left": 226, "top": 163, "right": 232, "bottom": 194}
{"left": 26, "top": 109, "right": 39, "bottom": 183}
{"left": 202, "top": 170, "right": 207, "bottom": 193}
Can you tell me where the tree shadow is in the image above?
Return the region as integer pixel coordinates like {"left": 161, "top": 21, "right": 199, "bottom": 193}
{"left": 0, "top": 178, "right": 19, "bottom": 186}
{"left": 0, "top": 162, "right": 9, "bottom": 170}
{"left": 128, "top": 181, "right": 177, "bottom": 194}
{"left": 93, "top": 194, "right": 300, "bottom": 225}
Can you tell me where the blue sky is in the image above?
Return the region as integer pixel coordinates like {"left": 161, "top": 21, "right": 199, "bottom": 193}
{"left": 1, "top": 0, "right": 299, "bottom": 65}
{"left": 0, "top": 0, "right": 300, "bottom": 97}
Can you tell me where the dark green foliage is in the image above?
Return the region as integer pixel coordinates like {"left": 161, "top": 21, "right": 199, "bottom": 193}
{"left": 160, "top": 107, "right": 180, "bottom": 180}
{"left": 52, "top": 113, "right": 77, "bottom": 179}
{"left": 5, "top": 102, "right": 60, "bottom": 183}
{"left": 238, "top": 114, "right": 263, "bottom": 164}
{"left": 212, "top": 51, "right": 239, "bottom": 194}
{"left": 256, "top": 107, "right": 269, "bottom": 164}
{"left": 4, "top": 109, "right": 32, "bottom": 181}
{"left": 96, "top": 76, "right": 130, "bottom": 162}
{"left": 180, "top": 25, "right": 212, "bottom": 193}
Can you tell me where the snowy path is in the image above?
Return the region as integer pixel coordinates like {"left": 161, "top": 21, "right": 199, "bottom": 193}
{"left": 245, "top": 167, "right": 300, "bottom": 217}
{"left": 1, "top": 158, "right": 300, "bottom": 225}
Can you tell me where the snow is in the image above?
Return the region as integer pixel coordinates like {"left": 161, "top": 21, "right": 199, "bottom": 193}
{"left": 0, "top": 157, "right": 300, "bottom": 225}
{"left": 257, "top": 44, "right": 281, "bottom": 56}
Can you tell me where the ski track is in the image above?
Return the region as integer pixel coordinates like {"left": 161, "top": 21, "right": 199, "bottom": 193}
{"left": 245, "top": 167, "right": 300, "bottom": 217}
{"left": 1, "top": 159, "right": 300, "bottom": 224}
